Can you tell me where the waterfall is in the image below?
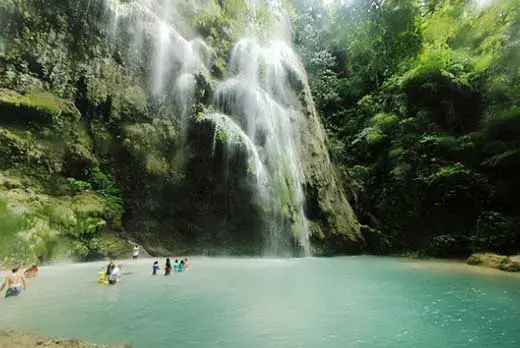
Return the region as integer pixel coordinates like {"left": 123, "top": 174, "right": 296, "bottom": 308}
{"left": 100, "top": 0, "right": 312, "bottom": 255}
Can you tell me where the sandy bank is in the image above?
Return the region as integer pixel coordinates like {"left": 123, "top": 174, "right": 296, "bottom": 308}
{"left": 0, "top": 330, "right": 130, "bottom": 348}
{"left": 403, "top": 258, "right": 520, "bottom": 278}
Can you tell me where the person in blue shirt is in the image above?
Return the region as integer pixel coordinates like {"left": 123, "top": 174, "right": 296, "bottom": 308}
{"left": 152, "top": 261, "right": 160, "bottom": 275}
{"left": 173, "top": 259, "right": 179, "bottom": 272}
{"left": 178, "top": 260, "right": 185, "bottom": 272}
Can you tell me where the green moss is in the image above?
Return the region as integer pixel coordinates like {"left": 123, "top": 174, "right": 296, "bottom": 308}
{"left": 0, "top": 198, "right": 26, "bottom": 261}
{"left": 63, "top": 143, "right": 99, "bottom": 177}
{"left": 0, "top": 89, "right": 81, "bottom": 137}
{"left": 212, "top": 57, "right": 229, "bottom": 79}
{"left": 67, "top": 178, "right": 91, "bottom": 193}
{"left": 0, "top": 128, "right": 46, "bottom": 169}
{"left": 215, "top": 128, "right": 228, "bottom": 143}
{"left": 0, "top": 90, "right": 61, "bottom": 126}
{"left": 0, "top": 177, "right": 122, "bottom": 264}
{"left": 97, "top": 234, "right": 132, "bottom": 259}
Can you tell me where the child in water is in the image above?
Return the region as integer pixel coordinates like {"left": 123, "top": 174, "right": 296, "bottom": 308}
{"left": 24, "top": 264, "right": 39, "bottom": 278}
{"left": 152, "top": 261, "right": 160, "bottom": 275}
{"left": 164, "top": 258, "right": 172, "bottom": 276}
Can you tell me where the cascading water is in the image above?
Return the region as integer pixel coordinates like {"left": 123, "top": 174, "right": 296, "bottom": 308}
{"left": 213, "top": 36, "right": 311, "bottom": 255}
{"left": 100, "top": 0, "right": 313, "bottom": 255}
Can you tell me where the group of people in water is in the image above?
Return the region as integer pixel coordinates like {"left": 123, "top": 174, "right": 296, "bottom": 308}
{"left": 0, "top": 264, "right": 38, "bottom": 298}
{"left": 2, "top": 245, "right": 191, "bottom": 296}
{"left": 98, "top": 260, "right": 122, "bottom": 285}
{"left": 153, "top": 258, "right": 189, "bottom": 275}
{"left": 97, "top": 251, "right": 190, "bottom": 285}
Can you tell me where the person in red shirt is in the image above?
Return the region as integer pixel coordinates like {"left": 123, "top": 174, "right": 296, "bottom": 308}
{"left": 164, "top": 258, "right": 172, "bottom": 276}
{"left": 24, "top": 264, "right": 38, "bottom": 278}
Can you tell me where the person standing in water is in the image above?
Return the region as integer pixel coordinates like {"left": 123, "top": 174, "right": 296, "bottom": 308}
{"left": 152, "top": 261, "right": 160, "bottom": 275}
{"left": 132, "top": 245, "right": 140, "bottom": 260}
{"left": 164, "top": 258, "right": 172, "bottom": 276}
{"left": 105, "top": 260, "right": 115, "bottom": 276}
{"left": 108, "top": 264, "right": 121, "bottom": 285}
{"left": 173, "top": 259, "right": 179, "bottom": 272}
{"left": 0, "top": 268, "right": 27, "bottom": 298}
{"left": 179, "top": 260, "right": 185, "bottom": 272}
{"left": 184, "top": 258, "right": 190, "bottom": 270}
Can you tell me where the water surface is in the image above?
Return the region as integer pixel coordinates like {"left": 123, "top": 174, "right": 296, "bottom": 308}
{"left": 1, "top": 257, "right": 519, "bottom": 348}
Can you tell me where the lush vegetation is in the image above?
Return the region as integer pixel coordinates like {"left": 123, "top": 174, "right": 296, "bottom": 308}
{"left": 292, "top": 0, "right": 520, "bottom": 256}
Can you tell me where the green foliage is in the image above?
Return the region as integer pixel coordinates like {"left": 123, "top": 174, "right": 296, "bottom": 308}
{"left": 67, "top": 178, "right": 91, "bottom": 193}
{"left": 87, "top": 167, "right": 123, "bottom": 213}
{"left": 423, "top": 163, "right": 470, "bottom": 186}
{"left": 0, "top": 199, "right": 26, "bottom": 261}
{"left": 472, "top": 211, "right": 518, "bottom": 253}
{"left": 64, "top": 216, "right": 106, "bottom": 257}
{"left": 294, "top": 0, "right": 520, "bottom": 256}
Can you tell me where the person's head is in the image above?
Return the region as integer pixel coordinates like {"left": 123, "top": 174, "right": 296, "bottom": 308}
{"left": 180, "top": 260, "right": 184, "bottom": 265}
{"left": 166, "top": 258, "right": 170, "bottom": 263}
{"left": 175, "top": 259, "right": 178, "bottom": 263}
{"left": 11, "top": 267, "right": 19, "bottom": 274}
{"left": 154, "top": 261, "right": 158, "bottom": 265}
{"left": 184, "top": 258, "right": 188, "bottom": 262}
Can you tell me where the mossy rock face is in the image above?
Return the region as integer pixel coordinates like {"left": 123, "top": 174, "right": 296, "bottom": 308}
{"left": 63, "top": 143, "right": 99, "bottom": 178}
{"left": 467, "top": 254, "right": 483, "bottom": 265}
{"left": 295, "top": 85, "right": 363, "bottom": 253}
{"left": 0, "top": 171, "right": 123, "bottom": 266}
{"left": 0, "top": 128, "right": 47, "bottom": 168}
{"left": 0, "top": 0, "right": 363, "bottom": 258}
{"left": 96, "top": 234, "right": 133, "bottom": 259}
{"left": 0, "top": 89, "right": 80, "bottom": 130}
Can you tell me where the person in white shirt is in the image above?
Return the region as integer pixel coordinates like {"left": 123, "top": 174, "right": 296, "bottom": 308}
{"left": 132, "top": 245, "right": 140, "bottom": 260}
{"left": 108, "top": 265, "right": 121, "bottom": 285}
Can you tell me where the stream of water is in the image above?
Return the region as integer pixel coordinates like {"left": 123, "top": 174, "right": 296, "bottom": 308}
{"left": 100, "top": 0, "right": 313, "bottom": 254}
{"left": 1, "top": 257, "right": 519, "bottom": 348}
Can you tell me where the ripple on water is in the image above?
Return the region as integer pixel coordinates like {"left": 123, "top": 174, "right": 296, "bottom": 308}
{"left": 0, "top": 257, "right": 519, "bottom": 348}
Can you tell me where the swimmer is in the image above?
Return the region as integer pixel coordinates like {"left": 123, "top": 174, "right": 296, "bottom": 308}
{"left": 179, "top": 260, "right": 185, "bottom": 272}
{"left": 184, "top": 258, "right": 189, "bottom": 270}
{"left": 152, "top": 261, "right": 160, "bottom": 275}
{"left": 173, "top": 259, "right": 179, "bottom": 272}
{"left": 108, "top": 264, "right": 121, "bottom": 285}
{"left": 24, "top": 264, "right": 39, "bottom": 278}
{"left": 105, "top": 260, "right": 115, "bottom": 276}
{"left": 0, "top": 267, "right": 27, "bottom": 298}
{"left": 164, "top": 258, "right": 172, "bottom": 276}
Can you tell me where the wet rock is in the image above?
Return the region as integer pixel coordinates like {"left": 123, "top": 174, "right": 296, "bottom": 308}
{"left": 0, "top": 330, "right": 130, "bottom": 347}
{"left": 467, "top": 253, "right": 520, "bottom": 272}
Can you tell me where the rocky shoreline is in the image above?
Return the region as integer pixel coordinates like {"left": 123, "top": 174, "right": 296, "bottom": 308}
{"left": 0, "top": 330, "right": 130, "bottom": 348}
{"left": 467, "top": 253, "right": 520, "bottom": 272}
